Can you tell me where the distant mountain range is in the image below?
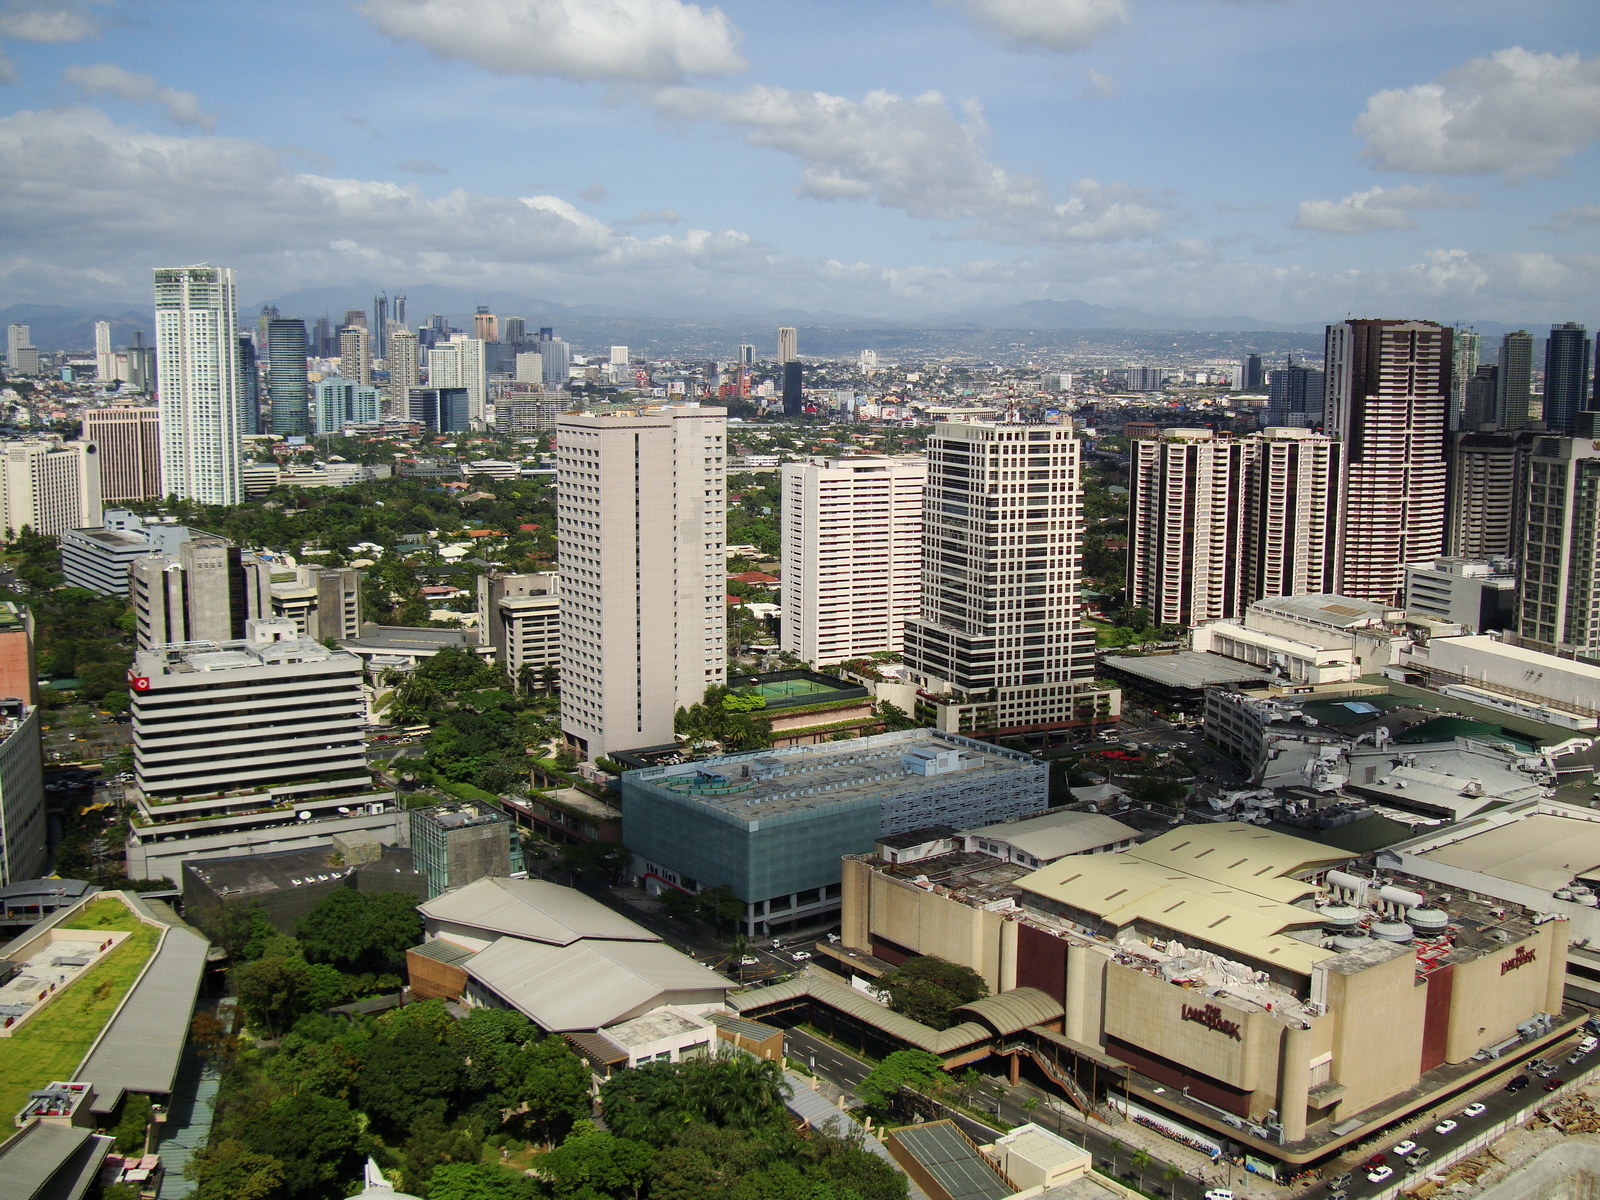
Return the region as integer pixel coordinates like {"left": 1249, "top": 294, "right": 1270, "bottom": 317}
{"left": 0, "top": 291, "right": 1541, "bottom": 354}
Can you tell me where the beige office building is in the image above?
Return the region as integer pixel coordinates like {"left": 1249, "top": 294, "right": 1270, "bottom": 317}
{"left": 1324, "top": 319, "right": 1450, "bottom": 604}
{"left": 130, "top": 537, "right": 253, "bottom": 650}
{"left": 777, "top": 327, "right": 798, "bottom": 364}
{"left": 781, "top": 455, "right": 925, "bottom": 665}
{"left": 901, "top": 421, "right": 1117, "bottom": 738}
{"left": 1519, "top": 436, "right": 1600, "bottom": 660}
{"left": 1244, "top": 427, "right": 1339, "bottom": 602}
{"left": 1449, "top": 430, "right": 1531, "bottom": 560}
{"left": 477, "top": 571, "right": 560, "bottom": 681}
{"left": 339, "top": 324, "right": 372, "bottom": 385}
{"left": 0, "top": 440, "right": 102, "bottom": 538}
{"left": 82, "top": 404, "right": 162, "bottom": 502}
{"left": 386, "top": 329, "right": 420, "bottom": 415}
{"left": 557, "top": 407, "right": 726, "bottom": 759}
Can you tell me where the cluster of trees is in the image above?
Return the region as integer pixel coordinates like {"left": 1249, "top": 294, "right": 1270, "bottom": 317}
{"left": 195, "top": 889, "right": 422, "bottom": 1036}
{"left": 876, "top": 956, "right": 989, "bottom": 1030}
{"left": 0, "top": 529, "right": 134, "bottom": 700}
{"left": 674, "top": 686, "right": 774, "bottom": 753}
{"left": 187, "top": 1000, "right": 590, "bottom": 1200}
{"left": 188, "top": 1008, "right": 905, "bottom": 1200}
{"left": 725, "top": 473, "right": 782, "bottom": 557}
{"left": 382, "top": 646, "right": 557, "bottom": 794}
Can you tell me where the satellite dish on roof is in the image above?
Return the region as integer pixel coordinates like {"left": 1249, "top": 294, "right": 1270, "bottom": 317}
{"left": 296, "top": 810, "right": 311, "bottom": 820}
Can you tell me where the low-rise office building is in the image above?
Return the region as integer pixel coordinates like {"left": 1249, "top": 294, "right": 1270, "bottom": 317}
{"left": 1403, "top": 558, "right": 1516, "bottom": 633}
{"left": 1191, "top": 594, "right": 1411, "bottom": 686}
{"left": 408, "top": 877, "right": 734, "bottom": 1053}
{"left": 58, "top": 510, "right": 196, "bottom": 597}
{"left": 476, "top": 571, "right": 559, "bottom": 679}
{"left": 124, "top": 621, "right": 400, "bottom": 879}
{"left": 408, "top": 801, "right": 524, "bottom": 898}
{"left": 620, "top": 729, "right": 1047, "bottom": 935}
{"left": 1397, "top": 633, "right": 1600, "bottom": 729}
{"left": 182, "top": 837, "right": 425, "bottom": 933}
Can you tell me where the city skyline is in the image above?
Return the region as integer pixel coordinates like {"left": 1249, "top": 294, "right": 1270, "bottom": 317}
{"left": 0, "top": 1, "right": 1594, "bottom": 323}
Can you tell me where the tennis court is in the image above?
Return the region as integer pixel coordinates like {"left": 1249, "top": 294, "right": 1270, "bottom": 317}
{"left": 736, "top": 677, "right": 844, "bottom": 702}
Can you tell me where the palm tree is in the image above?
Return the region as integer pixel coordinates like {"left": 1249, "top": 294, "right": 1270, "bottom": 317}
{"left": 728, "top": 933, "right": 750, "bottom": 982}
{"left": 1130, "top": 1148, "right": 1151, "bottom": 1191}
{"left": 1020, "top": 1096, "right": 1040, "bottom": 1123}
{"left": 1106, "top": 1139, "right": 1124, "bottom": 1178}
{"left": 1162, "top": 1163, "right": 1184, "bottom": 1198}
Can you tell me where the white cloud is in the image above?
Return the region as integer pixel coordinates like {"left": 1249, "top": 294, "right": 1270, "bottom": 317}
{"left": 0, "top": 0, "right": 100, "bottom": 43}
{"left": 954, "top": 0, "right": 1127, "bottom": 53}
{"left": 360, "top": 0, "right": 745, "bottom": 83}
{"left": 1356, "top": 47, "right": 1600, "bottom": 180}
{"left": 1082, "top": 68, "right": 1116, "bottom": 98}
{"left": 1291, "top": 183, "right": 1477, "bottom": 234}
{"left": 649, "top": 84, "right": 1168, "bottom": 243}
{"left": 1542, "top": 203, "right": 1600, "bottom": 233}
{"left": 64, "top": 64, "right": 217, "bottom": 130}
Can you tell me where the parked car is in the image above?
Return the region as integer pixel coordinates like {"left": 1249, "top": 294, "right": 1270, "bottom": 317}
{"left": 1434, "top": 1119, "right": 1458, "bottom": 1135}
{"left": 1392, "top": 1140, "right": 1417, "bottom": 1157}
{"left": 1545, "top": 1078, "right": 1566, "bottom": 1092}
{"left": 1569, "top": 1051, "right": 1587, "bottom": 1065}
{"left": 1507, "top": 1075, "right": 1532, "bottom": 1092}
{"left": 1407, "top": 1149, "right": 1432, "bottom": 1168}
{"left": 1464, "top": 1102, "right": 1488, "bottom": 1118}
{"left": 1202, "top": 1191, "right": 1233, "bottom": 1200}
{"left": 1367, "top": 1166, "right": 1393, "bottom": 1184}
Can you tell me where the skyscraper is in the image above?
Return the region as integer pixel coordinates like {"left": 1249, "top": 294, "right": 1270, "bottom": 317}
{"left": 266, "top": 317, "right": 310, "bottom": 437}
{"left": 392, "top": 294, "right": 406, "bottom": 334}
{"left": 1240, "top": 353, "right": 1264, "bottom": 392}
{"left": 314, "top": 377, "right": 381, "bottom": 434}
{"left": 781, "top": 455, "right": 925, "bottom": 665}
{"left": 1543, "top": 323, "right": 1591, "bottom": 436}
{"left": 1518, "top": 437, "right": 1600, "bottom": 661}
{"left": 1324, "top": 319, "right": 1450, "bottom": 604}
{"left": 777, "top": 326, "right": 798, "bottom": 363}
{"left": 1450, "top": 328, "right": 1480, "bottom": 431}
{"left": 738, "top": 344, "right": 755, "bottom": 366}
{"left": 556, "top": 407, "right": 727, "bottom": 759}
{"left": 1244, "top": 427, "right": 1339, "bottom": 602}
{"left": 5, "top": 325, "right": 38, "bottom": 375}
{"left": 83, "top": 404, "right": 162, "bottom": 502}
{"left": 236, "top": 333, "right": 260, "bottom": 435}
{"left": 474, "top": 306, "right": 498, "bottom": 342}
{"left": 1449, "top": 429, "right": 1531, "bottom": 559}
{"left": 0, "top": 441, "right": 102, "bottom": 536}
{"left": 339, "top": 324, "right": 372, "bottom": 386}
{"left": 1129, "top": 429, "right": 1247, "bottom": 626}
{"left": 782, "top": 361, "right": 803, "bottom": 417}
{"left": 902, "top": 421, "right": 1118, "bottom": 738}
{"left": 537, "top": 336, "right": 570, "bottom": 386}
{"left": 94, "top": 320, "right": 113, "bottom": 380}
{"left": 429, "top": 338, "right": 487, "bottom": 425}
{"left": 387, "top": 329, "right": 420, "bottom": 413}
{"left": 153, "top": 265, "right": 243, "bottom": 505}
{"left": 1462, "top": 363, "right": 1499, "bottom": 430}
{"left": 342, "top": 308, "right": 367, "bottom": 331}
{"left": 503, "top": 316, "right": 526, "bottom": 346}
{"left": 1264, "top": 357, "right": 1325, "bottom": 428}
{"left": 1495, "top": 330, "right": 1533, "bottom": 431}
{"left": 372, "top": 292, "right": 389, "bottom": 358}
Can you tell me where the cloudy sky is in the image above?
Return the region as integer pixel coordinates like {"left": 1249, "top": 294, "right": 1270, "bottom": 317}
{"left": 1, "top": 0, "right": 1597, "bottom": 322}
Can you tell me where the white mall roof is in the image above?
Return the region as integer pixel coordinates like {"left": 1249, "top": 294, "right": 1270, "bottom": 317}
{"left": 419, "top": 877, "right": 658, "bottom": 946}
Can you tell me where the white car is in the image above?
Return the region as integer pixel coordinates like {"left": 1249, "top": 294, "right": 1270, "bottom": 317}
{"left": 1435, "top": 1118, "right": 1458, "bottom": 1135}
{"left": 1392, "top": 1139, "right": 1418, "bottom": 1157}
{"left": 1367, "top": 1166, "right": 1393, "bottom": 1184}
{"left": 1203, "top": 1190, "right": 1233, "bottom": 1200}
{"left": 1464, "top": 1102, "right": 1488, "bottom": 1117}
{"left": 792, "top": 950, "right": 812, "bottom": 961}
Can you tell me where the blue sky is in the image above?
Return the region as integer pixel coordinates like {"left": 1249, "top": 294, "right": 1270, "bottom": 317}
{"left": 0, "top": 0, "right": 1596, "bottom": 322}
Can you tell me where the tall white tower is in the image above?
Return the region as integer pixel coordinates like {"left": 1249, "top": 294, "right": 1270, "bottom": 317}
{"left": 557, "top": 407, "right": 727, "bottom": 759}
{"left": 781, "top": 455, "right": 925, "bottom": 665}
{"left": 153, "top": 265, "right": 242, "bottom": 506}
{"left": 902, "top": 421, "right": 1118, "bottom": 738}
{"left": 429, "top": 338, "right": 487, "bottom": 427}
{"left": 1128, "top": 429, "right": 1246, "bottom": 627}
{"left": 94, "top": 320, "right": 114, "bottom": 380}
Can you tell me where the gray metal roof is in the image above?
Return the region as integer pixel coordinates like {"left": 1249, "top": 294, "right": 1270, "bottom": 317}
{"left": 731, "top": 967, "right": 993, "bottom": 1054}
{"left": 887, "top": 1121, "right": 1014, "bottom": 1200}
{"left": 409, "top": 938, "right": 477, "bottom": 966}
{"left": 962, "top": 811, "right": 1139, "bottom": 862}
{"left": 950, "top": 988, "right": 1064, "bottom": 1037}
{"left": 0, "top": 1122, "right": 113, "bottom": 1200}
{"left": 77, "top": 922, "right": 208, "bottom": 1114}
{"left": 419, "top": 877, "right": 658, "bottom": 946}
{"left": 1249, "top": 593, "right": 1397, "bottom": 628}
{"left": 1104, "top": 650, "right": 1277, "bottom": 689}
{"left": 463, "top": 935, "right": 732, "bottom": 1031}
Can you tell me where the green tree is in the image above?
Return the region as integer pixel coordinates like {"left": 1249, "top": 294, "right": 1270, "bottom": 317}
{"left": 296, "top": 889, "right": 421, "bottom": 973}
{"left": 111, "top": 1093, "right": 152, "bottom": 1154}
{"left": 245, "top": 1093, "right": 361, "bottom": 1200}
{"left": 600, "top": 1057, "right": 788, "bottom": 1146}
{"left": 854, "top": 1049, "right": 947, "bottom": 1115}
{"left": 877, "top": 955, "right": 990, "bottom": 1030}
{"left": 1130, "top": 1147, "right": 1152, "bottom": 1190}
{"left": 232, "top": 951, "right": 318, "bottom": 1037}
{"left": 505, "top": 1035, "right": 591, "bottom": 1141}
{"left": 358, "top": 1017, "right": 464, "bottom": 1134}
{"left": 426, "top": 1162, "right": 539, "bottom": 1200}
{"left": 184, "top": 1139, "right": 284, "bottom": 1200}
{"left": 874, "top": 701, "right": 918, "bottom": 731}
{"left": 537, "top": 1124, "right": 653, "bottom": 1200}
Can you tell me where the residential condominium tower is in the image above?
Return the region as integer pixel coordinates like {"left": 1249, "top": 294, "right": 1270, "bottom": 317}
{"left": 1449, "top": 430, "right": 1532, "bottom": 559}
{"left": 557, "top": 407, "right": 727, "bottom": 759}
{"left": 154, "top": 265, "right": 243, "bottom": 505}
{"left": 1323, "top": 319, "right": 1450, "bottom": 604}
{"left": 1518, "top": 436, "right": 1600, "bottom": 662}
{"left": 1495, "top": 330, "right": 1534, "bottom": 431}
{"left": 1543, "top": 322, "right": 1592, "bottom": 436}
{"left": 1128, "top": 429, "right": 1247, "bottom": 627}
{"left": 1243, "top": 427, "right": 1339, "bottom": 602}
{"left": 0, "top": 440, "right": 102, "bottom": 537}
{"left": 429, "top": 338, "right": 487, "bottom": 426}
{"left": 781, "top": 455, "right": 926, "bottom": 665}
{"left": 902, "top": 421, "right": 1118, "bottom": 738}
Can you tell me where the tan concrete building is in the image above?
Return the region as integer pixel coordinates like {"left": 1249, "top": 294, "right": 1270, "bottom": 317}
{"left": 1129, "top": 429, "right": 1247, "bottom": 627}
{"left": 836, "top": 821, "right": 1570, "bottom": 1160}
{"left": 0, "top": 440, "right": 102, "bottom": 538}
{"left": 477, "top": 570, "right": 559, "bottom": 681}
{"left": 557, "top": 407, "right": 726, "bottom": 759}
{"left": 81, "top": 404, "right": 161, "bottom": 502}
{"left": 780, "top": 455, "right": 925, "bottom": 665}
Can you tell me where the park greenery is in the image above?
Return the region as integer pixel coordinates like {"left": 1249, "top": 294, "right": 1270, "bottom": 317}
{"left": 188, "top": 1008, "right": 905, "bottom": 1200}
{"left": 876, "top": 956, "right": 990, "bottom": 1030}
{"left": 381, "top": 646, "right": 559, "bottom": 795}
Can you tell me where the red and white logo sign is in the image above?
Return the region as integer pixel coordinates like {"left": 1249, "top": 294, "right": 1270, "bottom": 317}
{"left": 129, "top": 676, "right": 151, "bottom": 691}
